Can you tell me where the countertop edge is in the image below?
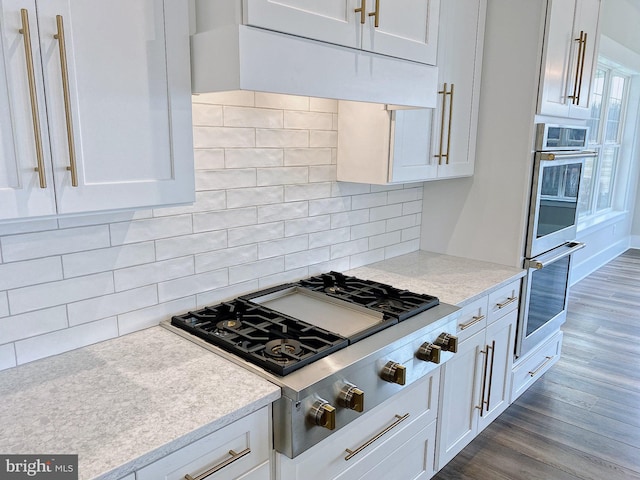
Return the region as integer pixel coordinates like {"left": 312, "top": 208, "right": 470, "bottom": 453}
{"left": 455, "top": 270, "right": 527, "bottom": 307}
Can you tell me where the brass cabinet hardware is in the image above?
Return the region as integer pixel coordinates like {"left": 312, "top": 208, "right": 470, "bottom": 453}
{"left": 529, "top": 355, "right": 553, "bottom": 377}
{"left": 496, "top": 296, "right": 517, "bottom": 309}
{"left": 344, "top": 413, "right": 409, "bottom": 460}
{"left": 485, "top": 340, "right": 496, "bottom": 412}
{"left": 19, "top": 9, "right": 47, "bottom": 189}
{"left": 433, "top": 83, "right": 454, "bottom": 165}
{"left": 354, "top": 0, "right": 366, "bottom": 24}
{"left": 368, "top": 0, "right": 380, "bottom": 27}
{"left": 576, "top": 31, "right": 587, "bottom": 105}
{"left": 459, "top": 314, "right": 485, "bottom": 330}
{"left": 183, "top": 448, "right": 250, "bottom": 480}
{"left": 476, "top": 346, "right": 489, "bottom": 416}
{"left": 54, "top": 15, "right": 78, "bottom": 187}
{"left": 568, "top": 31, "right": 587, "bottom": 105}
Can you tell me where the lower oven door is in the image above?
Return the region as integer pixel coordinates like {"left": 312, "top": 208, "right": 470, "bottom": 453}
{"left": 516, "top": 241, "right": 585, "bottom": 358}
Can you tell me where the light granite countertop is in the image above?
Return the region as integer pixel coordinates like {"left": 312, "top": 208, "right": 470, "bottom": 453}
{"left": 347, "top": 251, "right": 525, "bottom": 307}
{"left": 0, "top": 327, "right": 280, "bottom": 480}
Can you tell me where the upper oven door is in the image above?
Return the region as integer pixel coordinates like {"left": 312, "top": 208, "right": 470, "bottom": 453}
{"left": 526, "top": 151, "right": 595, "bottom": 258}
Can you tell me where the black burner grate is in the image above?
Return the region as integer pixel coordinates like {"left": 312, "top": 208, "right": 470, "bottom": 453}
{"left": 299, "top": 271, "right": 439, "bottom": 321}
{"left": 171, "top": 300, "right": 348, "bottom": 376}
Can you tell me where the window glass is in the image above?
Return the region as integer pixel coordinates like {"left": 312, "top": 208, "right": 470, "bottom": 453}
{"left": 596, "top": 146, "right": 618, "bottom": 210}
{"left": 588, "top": 69, "right": 605, "bottom": 142}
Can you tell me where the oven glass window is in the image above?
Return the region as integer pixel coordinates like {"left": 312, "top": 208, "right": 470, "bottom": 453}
{"left": 526, "top": 256, "right": 570, "bottom": 336}
{"left": 537, "top": 163, "right": 582, "bottom": 237}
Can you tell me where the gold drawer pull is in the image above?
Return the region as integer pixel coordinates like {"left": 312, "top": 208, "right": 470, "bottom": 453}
{"left": 459, "top": 314, "right": 485, "bottom": 330}
{"left": 354, "top": 0, "right": 366, "bottom": 24}
{"left": 19, "top": 9, "right": 47, "bottom": 189}
{"left": 184, "top": 448, "right": 250, "bottom": 480}
{"left": 345, "top": 413, "right": 409, "bottom": 460}
{"left": 368, "top": 0, "right": 380, "bottom": 27}
{"left": 496, "top": 296, "right": 517, "bottom": 309}
{"left": 54, "top": 15, "right": 78, "bottom": 187}
{"left": 529, "top": 356, "right": 554, "bottom": 377}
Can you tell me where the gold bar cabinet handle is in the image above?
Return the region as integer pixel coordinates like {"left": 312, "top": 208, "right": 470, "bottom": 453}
{"left": 433, "top": 83, "right": 448, "bottom": 165}
{"left": 496, "top": 296, "right": 517, "bottom": 309}
{"left": 444, "top": 83, "right": 454, "bottom": 165}
{"left": 484, "top": 340, "right": 496, "bottom": 412}
{"left": 19, "top": 9, "right": 47, "bottom": 189}
{"left": 354, "top": 0, "right": 366, "bottom": 24}
{"left": 183, "top": 448, "right": 251, "bottom": 480}
{"left": 54, "top": 15, "right": 78, "bottom": 187}
{"left": 569, "top": 31, "right": 585, "bottom": 105}
{"left": 575, "top": 32, "right": 588, "bottom": 105}
{"left": 529, "top": 356, "right": 554, "bottom": 377}
{"left": 459, "top": 314, "right": 485, "bottom": 330}
{"left": 368, "top": 0, "right": 380, "bottom": 27}
{"left": 345, "top": 413, "right": 409, "bottom": 460}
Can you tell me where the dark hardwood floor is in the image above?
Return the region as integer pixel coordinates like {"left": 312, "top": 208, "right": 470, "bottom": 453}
{"left": 433, "top": 248, "right": 640, "bottom": 480}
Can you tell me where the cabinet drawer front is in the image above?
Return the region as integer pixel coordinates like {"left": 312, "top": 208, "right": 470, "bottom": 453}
{"left": 277, "top": 371, "right": 439, "bottom": 480}
{"left": 455, "top": 296, "right": 489, "bottom": 343}
{"left": 136, "top": 407, "right": 270, "bottom": 480}
{"left": 487, "top": 279, "right": 521, "bottom": 324}
{"left": 511, "top": 331, "right": 563, "bottom": 402}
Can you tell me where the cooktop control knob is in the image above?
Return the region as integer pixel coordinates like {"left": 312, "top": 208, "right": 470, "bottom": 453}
{"left": 338, "top": 385, "right": 364, "bottom": 412}
{"left": 417, "top": 342, "right": 442, "bottom": 363}
{"left": 381, "top": 361, "right": 406, "bottom": 385}
{"left": 309, "top": 400, "right": 336, "bottom": 430}
{"left": 434, "top": 332, "right": 459, "bottom": 353}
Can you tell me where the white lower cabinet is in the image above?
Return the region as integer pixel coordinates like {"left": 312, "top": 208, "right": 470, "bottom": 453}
{"left": 436, "top": 303, "right": 517, "bottom": 470}
{"left": 511, "top": 330, "right": 563, "bottom": 402}
{"left": 136, "top": 407, "right": 271, "bottom": 480}
{"left": 276, "top": 369, "right": 440, "bottom": 480}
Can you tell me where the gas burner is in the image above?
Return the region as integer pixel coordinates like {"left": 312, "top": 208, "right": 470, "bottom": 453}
{"left": 324, "top": 285, "right": 345, "bottom": 294}
{"left": 265, "top": 339, "right": 302, "bottom": 360}
{"left": 374, "top": 298, "right": 405, "bottom": 310}
{"left": 214, "top": 319, "right": 242, "bottom": 336}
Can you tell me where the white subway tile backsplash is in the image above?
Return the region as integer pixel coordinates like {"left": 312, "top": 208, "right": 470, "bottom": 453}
{"left": 370, "top": 231, "right": 402, "bottom": 250}
{"left": 309, "top": 227, "right": 350, "bottom": 248}
{"left": 0, "top": 306, "right": 68, "bottom": 343}
{"left": 193, "top": 207, "right": 257, "bottom": 233}
{"left": 0, "top": 292, "right": 9, "bottom": 318}
{"left": 67, "top": 286, "right": 158, "bottom": 326}
{"left": 195, "top": 245, "right": 258, "bottom": 274}
{"left": 386, "top": 214, "right": 420, "bottom": 232}
{"left": 193, "top": 90, "right": 255, "bottom": 106}
{"left": 285, "top": 247, "right": 330, "bottom": 270}
{"left": 156, "top": 231, "right": 227, "bottom": 261}
{"left": 308, "top": 258, "right": 350, "bottom": 276}
{"left": 309, "top": 165, "right": 336, "bottom": 183}
{"left": 8, "top": 273, "right": 114, "bottom": 315}
{"left": 117, "top": 297, "right": 197, "bottom": 336}
{"left": 309, "top": 130, "right": 338, "bottom": 147}
{"left": 14, "top": 318, "right": 119, "bottom": 365}
{"left": 192, "top": 104, "right": 223, "bottom": 126}
{"left": 153, "top": 191, "right": 227, "bottom": 217}
{"left": 388, "top": 187, "right": 423, "bottom": 204}
{"left": 196, "top": 168, "right": 256, "bottom": 191}
{"left": 194, "top": 149, "right": 225, "bottom": 170}
{"left": 309, "top": 97, "right": 338, "bottom": 113}
{"left": 229, "top": 257, "right": 284, "bottom": 284}
{"left": 352, "top": 192, "right": 388, "bottom": 210}
{"left": 259, "top": 235, "right": 308, "bottom": 259}
{"left": 331, "top": 182, "right": 371, "bottom": 196}
{"left": 224, "top": 106, "right": 283, "bottom": 128}
{"left": 385, "top": 239, "right": 420, "bottom": 258}
{"left": 285, "top": 215, "right": 331, "bottom": 236}
{"left": 309, "top": 197, "right": 351, "bottom": 216}
{"left": 284, "top": 183, "right": 332, "bottom": 202}
{"left": 371, "top": 184, "right": 404, "bottom": 193}
{"left": 285, "top": 148, "right": 332, "bottom": 166}
{"left": 227, "top": 222, "right": 284, "bottom": 247}
{"left": 197, "top": 280, "right": 259, "bottom": 307}
{"left": 158, "top": 269, "right": 228, "bottom": 303}
{"left": 402, "top": 226, "right": 422, "bottom": 242}
{"left": 110, "top": 215, "right": 192, "bottom": 245}
{"left": 63, "top": 243, "right": 156, "bottom": 277}
{"left": 284, "top": 111, "right": 334, "bottom": 130}
{"left": 349, "top": 248, "right": 385, "bottom": 269}
{"left": 258, "top": 268, "right": 308, "bottom": 289}
{"left": 331, "top": 238, "right": 369, "bottom": 259}
{"left": 257, "top": 167, "right": 308, "bottom": 186}
{"left": 350, "top": 221, "right": 387, "bottom": 240}
{"left": 0, "top": 257, "right": 63, "bottom": 290}
{"left": 255, "top": 92, "right": 309, "bottom": 110}
{"left": 227, "top": 186, "right": 284, "bottom": 208}
{"left": 331, "top": 210, "right": 370, "bottom": 229}
{"left": 256, "top": 129, "right": 309, "bottom": 148}
{"left": 226, "top": 148, "right": 284, "bottom": 168}
{"left": 258, "top": 201, "right": 308, "bottom": 223}
{"left": 403, "top": 200, "right": 423, "bottom": 215}
{"left": 1, "top": 226, "right": 110, "bottom": 262}
{"left": 370, "top": 204, "right": 403, "bottom": 221}
{"left": 0, "top": 218, "right": 58, "bottom": 237}
{"left": 57, "top": 211, "right": 153, "bottom": 229}
{"left": 114, "top": 257, "right": 194, "bottom": 292}
{"left": 193, "top": 126, "right": 255, "bottom": 149}
{"left": 0, "top": 343, "right": 16, "bottom": 371}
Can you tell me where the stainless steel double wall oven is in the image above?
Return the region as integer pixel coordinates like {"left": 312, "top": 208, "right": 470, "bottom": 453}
{"left": 517, "top": 124, "right": 594, "bottom": 358}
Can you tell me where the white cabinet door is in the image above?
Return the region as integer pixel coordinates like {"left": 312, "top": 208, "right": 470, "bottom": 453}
{"left": 362, "top": 0, "right": 439, "bottom": 65}
{"left": 537, "top": 0, "right": 601, "bottom": 119}
{"left": 37, "top": 0, "right": 194, "bottom": 214}
{"left": 0, "top": 0, "right": 56, "bottom": 219}
{"left": 430, "top": 0, "right": 486, "bottom": 179}
{"left": 390, "top": 109, "right": 437, "bottom": 182}
{"left": 244, "top": 0, "right": 360, "bottom": 49}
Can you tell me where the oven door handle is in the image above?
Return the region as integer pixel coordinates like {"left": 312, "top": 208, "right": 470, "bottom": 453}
{"left": 538, "top": 151, "right": 598, "bottom": 160}
{"left": 527, "top": 242, "right": 586, "bottom": 269}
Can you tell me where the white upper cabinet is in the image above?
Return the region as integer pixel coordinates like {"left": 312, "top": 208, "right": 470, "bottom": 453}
{"left": 0, "top": 0, "right": 194, "bottom": 221}
{"left": 538, "top": 0, "right": 602, "bottom": 119}
{"left": 336, "top": 0, "right": 486, "bottom": 184}
{"left": 244, "top": 0, "right": 439, "bottom": 65}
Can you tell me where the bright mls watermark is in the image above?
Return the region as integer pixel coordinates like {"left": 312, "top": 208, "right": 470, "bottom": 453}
{"left": 0, "top": 455, "right": 77, "bottom": 479}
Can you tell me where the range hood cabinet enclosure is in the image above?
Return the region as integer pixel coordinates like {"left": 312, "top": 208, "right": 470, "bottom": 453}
{"left": 189, "top": 2, "right": 439, "bottom": 108}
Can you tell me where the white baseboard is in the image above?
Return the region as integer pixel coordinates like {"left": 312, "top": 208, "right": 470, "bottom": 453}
{"left": 570, "top": 238, "right": 630, "bottom": 285}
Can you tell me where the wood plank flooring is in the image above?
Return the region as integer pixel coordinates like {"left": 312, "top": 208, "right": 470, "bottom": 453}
{"left": 432, "top": 248, "right": 640, "bottom": 480}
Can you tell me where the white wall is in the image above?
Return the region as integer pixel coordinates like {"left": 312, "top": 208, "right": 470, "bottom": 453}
{"left": 0, "top": 91, "right": 423, "bottom": 371}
